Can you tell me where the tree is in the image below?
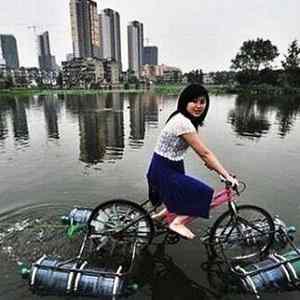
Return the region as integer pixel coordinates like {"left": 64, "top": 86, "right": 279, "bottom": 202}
{"left": 5, "top": 76, "right": 14, "bottom": 88}
{"left": 281, "top": 40, "right": 300, "bottom": 87}
{"left": 185, "top": 69, "right": 203, "bottom": 84}
{"left": 231, "top": 38, "right": 279, "bottom": 72}
{"left": 127, "top": 69, "right": 139, "bottom": 84}
{"left": 282, "top": 40, "right": 300, "bottom": 70}
{"left": 212, "top": 71, "right": 236, "bottom": 85}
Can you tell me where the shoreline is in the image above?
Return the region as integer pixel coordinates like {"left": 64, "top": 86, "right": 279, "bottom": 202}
{"left": 0, "top": 84, "right": 300, "bottom": 98}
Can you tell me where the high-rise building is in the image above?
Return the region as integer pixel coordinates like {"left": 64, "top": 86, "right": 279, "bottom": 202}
{"left": 99, "top": 9, "right": 122, "bottom": 69}
{"left": 0, "top": 34, "right": 20, "bottom": 69}
{"left": 70, "top": 0, "right": 101, "bottom": 59}
{"left": 127, "top": 21, "right": 144, "bottom": 77}
{"left": 143, "top": 46, "right": 158, "bottom": 65}
{"left": 66, "top": 53, "right": 74, "bottom": 61}
{"left": 37, "top": 31, "right": 56, "bottom": 71}
{"left": 0, "top": 47, "right": 5, "bottom": 66}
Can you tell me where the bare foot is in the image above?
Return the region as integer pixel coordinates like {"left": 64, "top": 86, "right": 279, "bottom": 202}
{"left": 169, "top": 223, "right": 195, "bottom": 240}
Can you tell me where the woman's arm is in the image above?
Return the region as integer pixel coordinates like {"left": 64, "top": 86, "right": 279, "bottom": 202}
{"left": 181, "top": 132, "right": 232, "bottom": 180}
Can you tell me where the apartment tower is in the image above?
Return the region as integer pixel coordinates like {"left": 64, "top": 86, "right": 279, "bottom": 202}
{"left": 127, "top": 21, "right": 144, "bottom": 77}
{"left": 37, "top": 31, "right": 57, "bottom": 71}
{"left": 0, "top": 34, "right": 20, "bottom": 69}
{"left": 143, "top": 46, "right": 158, "bottom": 65}
{"left": 69, "top": 0, "right": 101, "bottom": 58}
{"left": 99, "top": 8, "right": 122, "bottom": 69}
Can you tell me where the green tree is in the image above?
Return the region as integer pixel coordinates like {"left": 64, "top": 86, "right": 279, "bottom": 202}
{"left": 5, "top": 76, "right": 14, "bottom": 88}
{"left": 281, "top": 39, "right": 300, "bottom": 87}
{"left": 185, "top": 69, "right": 203, "bottom": 84}
{"left": 231, "top": 38, "right": 279, "bottom": 72}
{"left": 127, "top": 69, "right": 139, "bottom": 84}
{"left": 282, "top": 40, "right": 300, "bottom": 70}
{"left": 212, "top": 71, "right": 236, "bottom": 85}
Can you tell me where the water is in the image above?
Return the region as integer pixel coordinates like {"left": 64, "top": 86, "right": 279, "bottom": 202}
{"left": 0, "top": 92, "right": 300, "bottom": 299}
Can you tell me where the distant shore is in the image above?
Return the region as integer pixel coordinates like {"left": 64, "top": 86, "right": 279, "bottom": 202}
{"left": 0, "top": 84, "right": 300, "bottom": 98}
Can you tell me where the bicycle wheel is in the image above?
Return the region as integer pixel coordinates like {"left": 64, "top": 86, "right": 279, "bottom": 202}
{"left": 209, "top": 204, "right": 275, "bottom": 261}
{"left": 88, "top": 199, "right": 155, "bottom": 250}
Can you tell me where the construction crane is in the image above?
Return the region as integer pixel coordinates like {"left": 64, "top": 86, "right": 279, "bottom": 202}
{"left": 27, "top": 25, "right": 43, "bottom": 67}
{"left": 27, "top": 25, "right": 39, "bottom": 34}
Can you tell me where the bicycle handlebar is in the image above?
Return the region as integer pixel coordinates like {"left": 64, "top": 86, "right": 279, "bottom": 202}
{"left": 218, "top": 175, "right": 246, "bottom": 195}
{"left": 218, "top": 175, "right": 237, "bottom": 187}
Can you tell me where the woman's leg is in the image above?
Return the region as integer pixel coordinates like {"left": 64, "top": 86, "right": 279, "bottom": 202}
{"left": 169, "top": 215, "right": 195, "bottom": 239}
{"left": 151, "top": 208, "right": 168, "bottom": 221}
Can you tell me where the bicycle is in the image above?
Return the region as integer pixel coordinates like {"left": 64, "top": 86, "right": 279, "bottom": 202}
{"left": 87, "top": 178, "right": 275, "bottom": 262}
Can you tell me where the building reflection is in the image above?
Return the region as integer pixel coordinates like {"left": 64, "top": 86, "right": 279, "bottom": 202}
{"left": 0, "top": 98, "right": 10, "bottom": 142}
{"left": 128, "top": 93, "right": 145, "bottom": 148}
{"left": 79, "top": 110, "right": 106, "bottom": 164}
{"left": 10, "top": 97, "right": 30, "bottom": 145}
{"left": 65, "top": 94, "right": 81, "bottom": 116}
{"left": 144, "top": 94, "right": 159, "bottom": 126}
{"left": 228, "top": 95, "right": 271, "bottom": 139}
{"left": 43, "top": 95, "right": 61, "bottom": 139}
{"left": 78, "top": 94, "right": 124, "bottom": 164}
{"left": 105, "top": 110, "right": 124, "bottom": 159}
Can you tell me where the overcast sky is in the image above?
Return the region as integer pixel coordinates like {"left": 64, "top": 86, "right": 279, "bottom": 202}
{"left": 0, "top": 0, "right": 299, "bottom": 72}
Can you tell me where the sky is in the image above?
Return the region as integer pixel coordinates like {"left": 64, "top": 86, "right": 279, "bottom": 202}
{"left": 0, "top": 0, "right": 299, "bottom": 72}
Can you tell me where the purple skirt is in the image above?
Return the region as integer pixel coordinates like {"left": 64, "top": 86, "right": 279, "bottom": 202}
{"left": 147, "top": 153, "right": 214, "bottom": 218}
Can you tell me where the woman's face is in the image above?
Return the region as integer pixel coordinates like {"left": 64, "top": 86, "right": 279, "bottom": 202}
{"left": 186, "top": 96, "right": 207, "bottom": 118}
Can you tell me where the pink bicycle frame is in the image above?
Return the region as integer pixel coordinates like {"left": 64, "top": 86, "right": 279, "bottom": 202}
{"left": 163, "top": 187, "right": 233, "bottom": 225}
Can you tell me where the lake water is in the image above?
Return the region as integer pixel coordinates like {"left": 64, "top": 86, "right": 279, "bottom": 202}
{"left": 1, "top": 92, "right": 300, "bottom": 300}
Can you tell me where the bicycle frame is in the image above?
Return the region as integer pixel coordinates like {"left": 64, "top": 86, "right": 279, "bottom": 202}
{"left": 159, "top": 186, "right": 238, "bottom": 225}
{"left": 88, "top": 183, "right": 245, "bottom": 244}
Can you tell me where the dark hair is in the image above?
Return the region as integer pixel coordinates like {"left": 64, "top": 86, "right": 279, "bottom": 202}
{"left": 166, "top": 84, "right": 210, "bottom": 129}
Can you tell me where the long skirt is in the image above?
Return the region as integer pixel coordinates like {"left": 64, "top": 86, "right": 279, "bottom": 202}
{"left": 146, "top": 153, "right": 214, "bottom": 218}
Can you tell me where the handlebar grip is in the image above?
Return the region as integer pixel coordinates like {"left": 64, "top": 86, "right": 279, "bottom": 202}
{"left": 219, "top": 175, "right": 226, "bottom": 182}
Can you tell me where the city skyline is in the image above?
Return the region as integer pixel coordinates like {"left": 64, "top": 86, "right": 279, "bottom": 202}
{"left": 0, "top": 0, "right": 299, "bottom": 72}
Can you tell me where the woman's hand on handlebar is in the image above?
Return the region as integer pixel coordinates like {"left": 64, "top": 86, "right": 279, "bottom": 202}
{"left": 226, "top": 174, "right": 239, "bottom": 188}
{"left": 219, "top": 174, "right": 239, "bottom": 188}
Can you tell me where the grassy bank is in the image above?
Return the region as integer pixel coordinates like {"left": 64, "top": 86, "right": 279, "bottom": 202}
{"left": 0, "top": 88, "right": 147, "bottom": 97}
{"left": 230, "top": 84, "right": 300, "bottom": 96}
{"left": 1, "top": 84, "right": 300, "bottom": 98}
{"left": 0, "top": 86, "right": 185, "bottom": 98}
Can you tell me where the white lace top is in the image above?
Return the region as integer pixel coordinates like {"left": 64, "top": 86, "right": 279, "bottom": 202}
{"left": 154, "top": 113, "right": 196, "bottom": 161}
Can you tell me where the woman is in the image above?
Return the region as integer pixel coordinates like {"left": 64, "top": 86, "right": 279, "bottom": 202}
{"left": 147, "top": 84, "right": 238, "bottom": 239}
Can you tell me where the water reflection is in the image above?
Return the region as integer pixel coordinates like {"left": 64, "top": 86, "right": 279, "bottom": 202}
{"left": 43, "top": 95, "right": 62, "bottom": 139}
{"left": 129, "top": 94, "right": 145, "bottom": 148}
{"left": 228, "top": 94, "right": 300, "bottom": 139}
{"left": 275, "top": 96, "right": 300, "bottom": 138}
{"left": 228, "top": 95, "right": 271, "bottom": 139}
{"left": 0, "top": 93, "right": 160, "bottom": 159}
{"left": 76, "top": 94, "right": 125, "bottom": 164}
{"left": 144, "top": 94, "right": 160, "bottom": 126}
{"left": 134, "top": 243, "right": 219, "bottom": 300}
{"left": 11, "top": 97, "right": 30, "bottom": 146}
{"left": 1, "top": 92, "right": 300, "bottom": 161}
{"left": 0, "top": 98, "right": 10, "bottom": 141}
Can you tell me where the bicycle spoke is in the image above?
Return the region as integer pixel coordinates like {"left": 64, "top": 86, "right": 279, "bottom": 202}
{"left": 237, "top": 216, "right": 270, "bottom": 235}
{"left": 88, "top": 200, "right": 154, "bottom": 251}
{"left": 209, "top": 205, "right": 275, "bottom": 261}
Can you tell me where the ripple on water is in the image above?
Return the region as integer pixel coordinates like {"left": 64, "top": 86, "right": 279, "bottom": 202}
{"left": 0, "top": 203, "right": 85, "bottom": 264}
